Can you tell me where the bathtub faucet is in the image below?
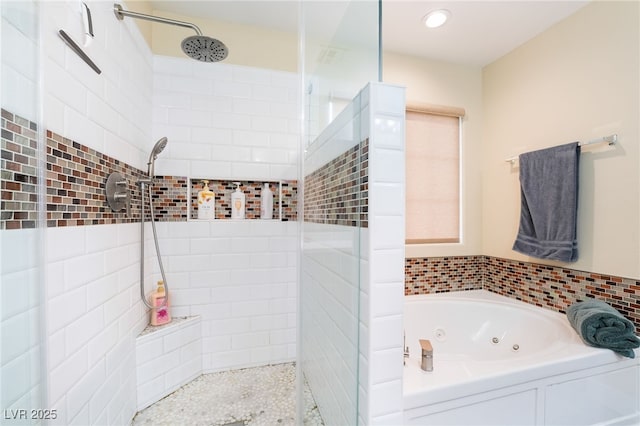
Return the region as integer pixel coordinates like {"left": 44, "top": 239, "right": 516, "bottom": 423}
{"left": 420, "top": 339, "right": 433, "bottom": 372}
{"left": 404, "top": 331, "right": 410, "bottom": 365}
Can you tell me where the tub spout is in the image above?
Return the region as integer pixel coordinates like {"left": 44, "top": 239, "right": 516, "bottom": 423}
{"left": 404, "top": 331, "right": 410, "bottom": 365}
{"left": 420, "top": 339, "right": 433, "bottom": 372}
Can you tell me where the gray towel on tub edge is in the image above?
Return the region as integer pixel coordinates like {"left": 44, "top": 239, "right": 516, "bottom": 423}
{"left": 567, "top": 299, "right": 640, "bottom": 358}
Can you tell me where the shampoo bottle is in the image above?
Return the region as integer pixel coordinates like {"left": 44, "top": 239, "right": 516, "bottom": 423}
{"left": 150, "top": 280, "right": 171, "bottom": 326}
{"left": 231, "top": 182, "right": 246, "bottom": 219}
{"left": 260, "top": 182, "right": 273, "bottom": 219}
{"left": 197, "top": 180, "right": 215, "bottom": 220}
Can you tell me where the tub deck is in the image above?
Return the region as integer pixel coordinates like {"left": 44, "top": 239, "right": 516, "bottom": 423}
{"left": 403, "top": 290, "right": 640, "bottom": 425}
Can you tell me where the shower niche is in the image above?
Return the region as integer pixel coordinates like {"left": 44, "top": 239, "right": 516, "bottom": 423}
{"left": 188, "top": 178, "right": 297, "bottom": 221}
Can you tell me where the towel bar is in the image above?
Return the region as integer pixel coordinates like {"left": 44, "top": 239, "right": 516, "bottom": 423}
{"left": 505, "top": 134, "right": 617, "bottom": 164}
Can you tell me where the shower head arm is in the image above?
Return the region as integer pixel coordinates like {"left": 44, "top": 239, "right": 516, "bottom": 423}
{"left": 114, "top": 3, "right": 203, "bottom": 36}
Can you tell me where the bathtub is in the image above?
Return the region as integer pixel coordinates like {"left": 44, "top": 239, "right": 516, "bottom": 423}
{"left": 403, "top": 290, "right": 640, "bottom": 426}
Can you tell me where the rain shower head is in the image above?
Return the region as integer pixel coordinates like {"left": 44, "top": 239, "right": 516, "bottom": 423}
{"left": 181, "top": 35, "right": 228, "bottom": 63}
{"left": 147, "top": 137, "right": 168, "bottom": 177}
{"left": 114, "top": 3, "right": 228, "bottom": 63}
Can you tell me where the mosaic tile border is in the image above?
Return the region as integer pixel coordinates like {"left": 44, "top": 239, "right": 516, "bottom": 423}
{"left": 46, "top": 130, "right": 147, "bottom": 227}
{"left": 0, "top": 111, "right": 297, "bottom": 227}
{"left": 3, "top": 108, "right": 297, "bottom": 228}
{"left": 1, "top": 109, "right": 39, "bottom": 230}
{"left": 151, "top": 176, "right": 189, "bottom": 222}
{"left": 303, "top": 139, "right": 368, "bottom": 228}
{"left": 46, "top": 131, "right": 298, "bottom": 225}
{"left": 405, "top": 256, "right": 640, "bottom": 329}
{"left": 280, "top": 180, "right": 298, "bottom": 222}
{"left": 405, "top": 256, "right": 483, "bottom": 294}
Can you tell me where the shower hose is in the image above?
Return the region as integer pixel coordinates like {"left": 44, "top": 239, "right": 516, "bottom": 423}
{"left": 139, "top": 182, "right": 169, "bottom": 310}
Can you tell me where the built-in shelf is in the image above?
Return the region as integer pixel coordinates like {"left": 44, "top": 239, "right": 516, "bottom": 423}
{"left": 137, "top": 315, "right": 194, "bottom": 338}
{"left": 188, "top": 178, "right": 296, "bottom": 222}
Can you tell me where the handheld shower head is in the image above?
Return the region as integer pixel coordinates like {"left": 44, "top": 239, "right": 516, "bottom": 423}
{"left": 149, "top": 137, "right": 168, "bottom": 161}
{"left": 147, "top": 137, "right": 168, "bottom": 177}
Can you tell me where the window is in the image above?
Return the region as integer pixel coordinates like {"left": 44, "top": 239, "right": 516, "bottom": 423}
{"left": 405, "top": 104, "right": 463, "bottom": 244}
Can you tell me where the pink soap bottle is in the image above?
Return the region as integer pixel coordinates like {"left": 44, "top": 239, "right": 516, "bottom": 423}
{"left": 150, "top": 280, "right": 171, "bottom": 326}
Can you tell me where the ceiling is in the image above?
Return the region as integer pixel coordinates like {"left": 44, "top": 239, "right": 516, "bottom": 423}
{"left": 149, "top": 0, "right": 589, "bottom": 67}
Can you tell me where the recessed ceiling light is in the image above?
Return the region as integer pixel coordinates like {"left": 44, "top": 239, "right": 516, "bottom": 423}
{"left": 423, "top": 9, "right": 451, "bottom": 29}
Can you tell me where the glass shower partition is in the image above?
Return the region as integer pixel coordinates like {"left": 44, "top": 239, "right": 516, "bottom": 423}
{"left": 299, "top": 1, "right": 381, "bottom": 424}
{"left": 1, "top": 0, "right": 46, "bottom": 421}
{"left": 302, "top": 1, "right": 381, "bottom": 144}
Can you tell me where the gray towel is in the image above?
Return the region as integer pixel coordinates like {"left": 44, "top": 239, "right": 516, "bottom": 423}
{"left": 567, "top": 299, "right": 640, "bottom": 358}
{"left": 512, "top": 142, "right": 580, "bottom": 262}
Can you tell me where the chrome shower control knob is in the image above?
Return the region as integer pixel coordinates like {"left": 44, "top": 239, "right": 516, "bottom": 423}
{"left": 492, "top": 337, "right": 500, "bottom": 344}
{"left": 106, "top": 172, "right": 129, "bottom": 216}
{"left": 512, "top": 344, "right": 520, "bottom": 351}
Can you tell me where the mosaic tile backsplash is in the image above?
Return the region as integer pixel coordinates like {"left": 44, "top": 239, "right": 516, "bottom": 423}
{"left": 1, "top": 109, "right": 39, "bottom": 230}
{"left": 484, "top": 256, "right": 640, "bottom": 330}
{"left": 406, "top": 256, "right": 640, "bottom": 329}
{"left": 304, "top": 139, "right": 368, "bottom": 227}
{"left": 405, "top": 256, "right": 483, "bottom": 294}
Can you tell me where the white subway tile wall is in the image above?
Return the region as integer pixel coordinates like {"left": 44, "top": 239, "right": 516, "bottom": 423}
{"left": 149, "top": 56, "right": 300, "bottom": 375}
{"left": 1, "top": 2, "right": 43, "bottom": 416}
{"left": 4, "top": 5, "right": 301, "bottom": 423}
{"left": 1, "top": 6, "right": 39, "bottom": 119}
{"left": 36, "top": 1, "right": 154, "bottom": 424}
{"left": 302, "top": 222, "right": 362, "bottom": 426}
{"left": 301, "top": 83, "right": 406, "bottom": 425}
{"left": 152, "top": 55, "right": 299, "bottom": 182}
{"left": 0, "top": 229, "right": 43, "bottom": 414}
{"left": 302, "top": 87, "right": 365, "bottom": 426}
{"left": 46, "top": 223, "right": 147, "bottom": 425}
{"left": 135, "top": 317, "right": 202, "bottom": 410}
{"left": 41, "top": 1, "right": 153, "bottom": 172}
{"left": 154, "top": 220, "right": 298, "bottom": 373}
{"left": 364, "top": 83, "right": 406, "bottom": 424}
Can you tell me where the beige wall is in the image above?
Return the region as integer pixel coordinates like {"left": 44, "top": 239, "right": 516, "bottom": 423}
{"left": 123, "top": 1, "right": 639, "bottom": 279}
{"left": 482, "top": 1, "right": 640, "bottom": 279}
{"left": 119, "top": 2, "right": 297, "bottom": 71}
{"left": 123, "top": 0, "right": 153, "bottom": 46}
{"left": 383, "top": 52, "right": 484, "bottom": 258}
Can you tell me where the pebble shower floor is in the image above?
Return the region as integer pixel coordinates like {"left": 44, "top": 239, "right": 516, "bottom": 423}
{"left": 132, "top": 363, "right": 324, "bottom": 426}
